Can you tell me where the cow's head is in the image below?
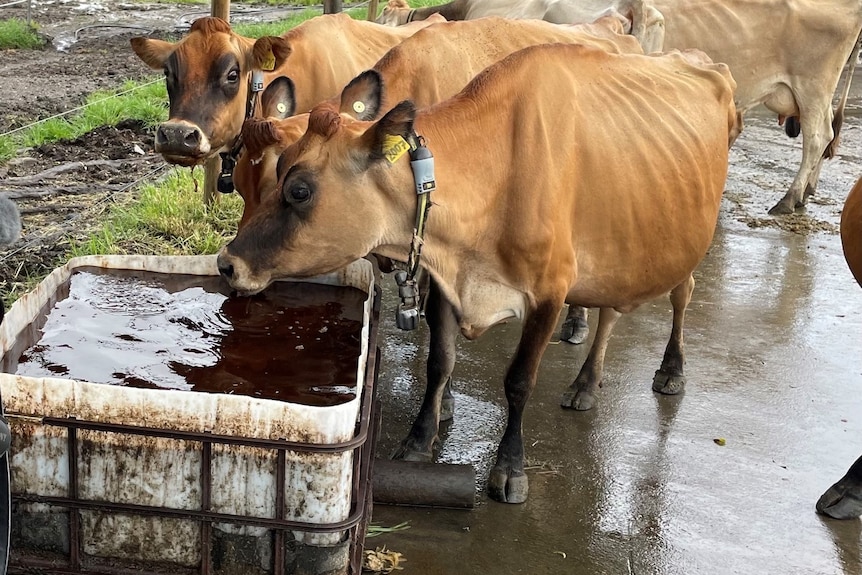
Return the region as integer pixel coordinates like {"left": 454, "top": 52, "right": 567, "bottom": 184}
{"left": 130, "top": 17, "right": 292, "bottom": 166}
{"left": 233, "top": 72, "right": 382, "bottom": 229}
{"left": 218, "top": 79, "right": 418, "bottom": 295}
{"left": 375, "top": 0, "right": 412, "bottom": 26}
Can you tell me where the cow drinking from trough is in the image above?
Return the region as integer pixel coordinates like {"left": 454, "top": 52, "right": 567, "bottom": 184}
{"left": 129, "top": 14, "right": 441, "bottom": 203}
{"left": 816, "top": 176, "right": 862, "bottom": 519}
{"left": 233, "top": 16, "right": 644, "bottom": 429}
{"left": 217, "top": 43, "right": 739, "bottom": 503}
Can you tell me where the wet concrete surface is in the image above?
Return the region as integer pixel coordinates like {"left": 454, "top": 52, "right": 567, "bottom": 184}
{"left": 368, "top": 106, "right": 862, "bottom": 573}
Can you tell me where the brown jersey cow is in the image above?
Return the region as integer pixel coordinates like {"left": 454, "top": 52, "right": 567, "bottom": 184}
{"left": 217, "top": 43, "right": 739, "bottom": 503}
{"left": 231, "top": 17, "right": 643, "bottom": 434}
{"left": 816, "top": 177, "right": 862, "bottom": 520}
{"left": 130, "top": 14, "right": 440, "bottom": 201}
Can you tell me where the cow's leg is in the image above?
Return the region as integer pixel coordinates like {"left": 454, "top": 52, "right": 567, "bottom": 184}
{"left": 653, "top": 274, "right": 694, "bottom": 395}
{"left": 769, "top": 101, "right": 833, "bottom": 215}
{"left": 804, "top": 158, "right": 825, "bottom": 202}
{"left": 559, "top": 306, "right": 622, "bottom": 411}
{"left": 391, "top": 279, "right": 459, "bottom": 461}
{"left": 559, "top": 305, "right": 589, "bottom": 345}
{"left": 817, "top": 455, "right": 862, "bottom": 519}
{"left": 488, "top": 300, "right": 560, "bottom": 504}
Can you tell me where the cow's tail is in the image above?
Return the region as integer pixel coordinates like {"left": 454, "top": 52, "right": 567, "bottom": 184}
{"left": 824, "top": 25, "right": 862, "bottom": 159}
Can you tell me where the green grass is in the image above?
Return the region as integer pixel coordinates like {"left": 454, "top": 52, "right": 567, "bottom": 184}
{"left": 0, "top": 78, "right": 168, "bottom": 161}
{"left": 69, "top": 169, "right": 243, "bottom": 258}
{"left": 233, "top": 10, "right": 320, "bottom": 37}
{"left": 0, "top": 18, "right": 43, "bottom": 50}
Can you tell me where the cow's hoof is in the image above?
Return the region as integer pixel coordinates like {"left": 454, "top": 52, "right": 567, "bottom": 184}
{"left": 816, "top": 483, "right": 862, "bottom": 519}
{"left": 768, "top": 199, "right": 796, "bottom": 215}
{"left": 652, "top": 370, "right": 685, "bottom": 395}
{"left": 560, "top": 315, "right": 589, "bottom": 345}
{"left": 560, "top": 388, "right": 596, "bottom": 411}
{"left": 391, "top": 441, "right": 433, "bottom": 462}
{"left": 488, "top": 467, "right": 529, "bottom": 504}
{"left": 440, "top": 396, "right": 455, "bottom": 422}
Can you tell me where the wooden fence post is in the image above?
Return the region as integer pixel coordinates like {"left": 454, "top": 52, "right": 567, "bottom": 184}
{"left": 323, "top": 0, "right": 342, "bottom": 14}
{"left": 367, "top": 0, "right": 379, "bottom": 20}
{"left": 211, "top": 0, "right": 229, "bottom": 21}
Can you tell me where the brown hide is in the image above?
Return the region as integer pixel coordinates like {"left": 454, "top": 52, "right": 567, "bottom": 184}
{"left": 130, "top": 14, "right": 441, "bottom": 165}
{"left": 220, "top": 43, "right": 738, "bottom": 338}
{"left": 842, "top": 177, "right": 862, "bottom": 288}
{"left": 234, "top": 17, "right": 641, "bottom": 229}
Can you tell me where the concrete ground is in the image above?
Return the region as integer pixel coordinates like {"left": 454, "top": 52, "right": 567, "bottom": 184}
{"left": 366, "top": 104, "right": 862, "bottom": 574}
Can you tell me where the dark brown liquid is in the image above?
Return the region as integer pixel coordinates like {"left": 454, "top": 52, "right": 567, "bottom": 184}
{"left": 11, "top": 268, "right": 367, "bottom": 406}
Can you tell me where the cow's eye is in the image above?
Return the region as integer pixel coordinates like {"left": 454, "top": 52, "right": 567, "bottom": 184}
{"left": 285, "top": 181, "right": 312, "bottom": 204}
{"left": 227, "top": 68, "right": 240, "bottom": 83}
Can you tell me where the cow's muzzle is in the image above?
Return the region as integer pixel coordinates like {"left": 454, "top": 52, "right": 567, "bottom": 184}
{"left": 155, "top": 121, "right": 212, "bottom": 165}
{"left": 217, "top": 248, "right": 269, "bottom": 297}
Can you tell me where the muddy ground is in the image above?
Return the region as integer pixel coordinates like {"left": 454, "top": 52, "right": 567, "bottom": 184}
{"left": 0, "top": 0, "right": 175, "bottom": 297}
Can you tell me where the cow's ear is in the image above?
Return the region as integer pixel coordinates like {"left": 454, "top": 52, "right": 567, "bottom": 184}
{"left": 130, "top": 37, "right": 175, "bottom": 70}
{"left": 339, "top": 70, "right": 383, "bottom": 121}
{"left": 251, "top": 37, "right": 292, "bottom": 71}
{"left": 260, "top": 77, "right": 296, "bottom": 119}
{"left": 366, "top": 100, "right": 416, "bottom": 163}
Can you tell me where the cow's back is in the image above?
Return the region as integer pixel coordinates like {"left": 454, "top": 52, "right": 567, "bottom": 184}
{"left": 420, "top": 45, "right": 737, "bottom": 306}
{"left": 375, "top": 16, "right": 642, "bottom": 112}
{"left": 273, "top": 13, "right": 442, "bottom": 113}
{"left": 843, "top": 177, "right": 862, "bottom": 288}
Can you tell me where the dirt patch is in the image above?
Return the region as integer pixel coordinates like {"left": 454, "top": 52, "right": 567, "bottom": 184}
{"left": 0, "top": 1, "right": 174, "bottom": 301}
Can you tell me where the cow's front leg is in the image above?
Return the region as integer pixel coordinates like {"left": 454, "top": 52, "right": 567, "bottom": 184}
{"left": 817, "top": 455, "right": 862, "bottom": 519}
{"left": 391, "top": 280, "right": 459, "bottom": 461}
{"left": 560, "top": 307, "right": 622, "bottom": 411}
{"left": 488, "top": 300, "right": 560, "bottom": 504}
{"left": 653, "top": 274, "right": 694, "bottom": 395}
{"left": 769, "top": 104, "right": 832, "bottom": 215}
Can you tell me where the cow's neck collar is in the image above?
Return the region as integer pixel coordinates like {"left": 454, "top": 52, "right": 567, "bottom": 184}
{"left": 394, "top": 132, "right": 436, "bottom": 330}
{"left": 405, "top": 9, "right": 417, "bottom": 23}
{"left": 217, "top": 70, "right": 264, "bottom": 194}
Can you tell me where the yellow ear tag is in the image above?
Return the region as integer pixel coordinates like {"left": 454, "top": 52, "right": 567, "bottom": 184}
{"left": 353, "top": 101, "right": 366, "bottom": 115}
{"left": 382, "top": 135, "right": 410, "bottom": 164}
{"left": 276, "top": 102, "right": 287, "bottom": 114}
{"left": 260, "top": 51, "right": 276, "bottom": 72}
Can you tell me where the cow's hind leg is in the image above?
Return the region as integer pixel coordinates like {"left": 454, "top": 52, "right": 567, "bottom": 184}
{"left": 391, "top": 280, "right": 459, "bottom": 462}
{"left": 560, "top": 307, "right": 622, "bottom": 411}
{"left": 769, "top": 100, "right": 833, "bottom": 215}
{"left": 488, "top": 300, "right": 561, "bottom": 504}
{"left": 652, "top": 274, "right": 694, "bottom": 395}
{"left": 817, "top": 455, "right": 862, "bottom": 519}
{"left": 559, "top": 305, "right": 589, "bottom": 344}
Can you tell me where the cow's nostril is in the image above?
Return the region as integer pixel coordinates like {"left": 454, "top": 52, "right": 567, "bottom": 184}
{"left": 218, "top": 263, "right": 234, "bottom": 279}
{"left": 183, "top": 129, "right": 201, "bottom": 148}
{"left": 155, "top": 125, "right": 169, "bottom": 146}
